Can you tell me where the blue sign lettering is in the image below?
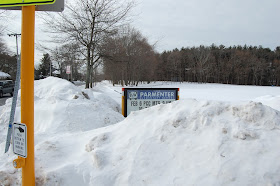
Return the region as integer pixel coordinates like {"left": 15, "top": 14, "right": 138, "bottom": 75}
{"left": 127, "top": 90, "right": 176, "bottom": 100}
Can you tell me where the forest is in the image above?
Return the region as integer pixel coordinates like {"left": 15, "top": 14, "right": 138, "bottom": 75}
{"left": 156, "top": 45, "right": 280, "bottom": 86}
{"left": 102, "top": 30, "right": 280, "bottom": 86}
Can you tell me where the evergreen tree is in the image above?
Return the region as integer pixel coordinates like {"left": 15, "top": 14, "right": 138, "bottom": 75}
{"left": 36, "top": 53, "right": 52, "bottom": 78}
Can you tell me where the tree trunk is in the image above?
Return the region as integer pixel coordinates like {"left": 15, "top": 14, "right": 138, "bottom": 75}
{"left": 85, "top": 47, "right": 91, "bottom": 89}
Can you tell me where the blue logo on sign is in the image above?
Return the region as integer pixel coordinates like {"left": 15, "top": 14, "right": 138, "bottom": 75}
{"left": 128, "top": 91, "right": 138, "bottom": 99}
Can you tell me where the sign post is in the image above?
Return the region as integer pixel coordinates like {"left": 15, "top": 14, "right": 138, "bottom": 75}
{"left": 0, "top": 1, "right": 59, "bottom": 186}
{"left": 20, "top": 5, "right": 35, "bottom": 186}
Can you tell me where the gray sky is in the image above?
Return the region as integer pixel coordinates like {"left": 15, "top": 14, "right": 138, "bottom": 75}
{"left": 2, "top": 0, "right": 280, "bottom": 64}
{"left": 132, "top": 0, "right": 280, "bottom": 52}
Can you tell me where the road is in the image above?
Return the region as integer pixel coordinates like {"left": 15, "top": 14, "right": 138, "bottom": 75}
{"left": 0, "top": 95, "right": 12, "bottom": 106}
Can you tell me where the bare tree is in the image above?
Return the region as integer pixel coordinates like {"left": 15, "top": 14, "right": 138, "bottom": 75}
{"left": 0, "top": 37, "right": 8, "bottom": 54}
{"left": 193, "top": 46, "right": 212, "bottom": 83}
{"left": 102, "top": 26, "right": 157, "bottom": 86}
{"left": 44, "top": 0, "right": 134, "bottom": 88}
{"left": 167, "top": 50, "right": 182, "bottom": 82}
{"left": 0, "top": 10, "right": 10, "bottom": 35}
{"left": 51, "top": 43, "right": 83, "bottom": 81}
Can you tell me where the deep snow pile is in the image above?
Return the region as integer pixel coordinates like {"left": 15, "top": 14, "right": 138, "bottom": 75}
{"left": 87, "top": 100, "right": 280, "bottom": 186}
{"left": 0, "top": 77, "right": 124, "bottom": 185}
{"left": 0, "top": 77, "right": 123, "bottom": 136}
{"left": 254, "top": 95, "right": 280, "bottom": 112}
{"left": 0, "top": 78, "right": 280, "bottom": 186}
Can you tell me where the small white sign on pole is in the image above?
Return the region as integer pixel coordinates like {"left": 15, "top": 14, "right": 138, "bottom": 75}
{"left": 13, "top": 123, "right": 27, "bottom": 158}
{"left": 66, "top": 65, "right": 71, "bottom": 74}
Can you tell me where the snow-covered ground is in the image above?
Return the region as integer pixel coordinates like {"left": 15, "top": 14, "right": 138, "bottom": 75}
{"left": 0, "top": 77, "right": 280, "bottom": 185}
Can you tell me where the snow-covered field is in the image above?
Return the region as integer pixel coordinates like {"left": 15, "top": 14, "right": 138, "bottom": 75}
{"left": 0, "top": 77, "right": 280, "bottom": 186}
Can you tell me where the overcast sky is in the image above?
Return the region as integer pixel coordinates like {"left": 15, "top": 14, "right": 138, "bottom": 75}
{"left": 2, "top": 0, "right": 280, "bottom": 63}
{"left": 132, "top": 0, "right": 280, "bottom": 52}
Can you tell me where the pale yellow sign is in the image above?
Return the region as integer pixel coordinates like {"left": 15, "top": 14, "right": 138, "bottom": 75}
{"left": 0, "top": 0, "right": 56, "bottom": 7}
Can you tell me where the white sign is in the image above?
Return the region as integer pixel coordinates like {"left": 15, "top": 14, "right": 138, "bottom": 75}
{"left": 124, "top": 89, "right": 179, "bottom": 117}
{"left": 66, "top": 65, "right": 71, "bottom": 74}
{"left": 128, "top": 99, "right": 173, "bottom": 113}
{"left": 13, "top": 123, "right": 27, "bottom": 158}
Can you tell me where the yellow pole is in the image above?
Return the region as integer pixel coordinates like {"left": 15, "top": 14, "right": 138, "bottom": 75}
{"left": 21, "top": 5, "right": 35, "bottom": 186}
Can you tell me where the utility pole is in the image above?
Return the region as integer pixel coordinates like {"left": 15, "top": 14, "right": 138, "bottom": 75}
{"left": 8, "top": 33, "right": 21, "bottom": 57}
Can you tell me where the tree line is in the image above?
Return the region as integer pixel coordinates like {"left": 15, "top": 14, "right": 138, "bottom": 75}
{"left": 37, "top": 35, "right": 280, "bottom": 87}
{"left": 100, "top": 32, "right": 280, "bottom": 86}
{"left": 155, "top": 45, "right": 280, "bottom": 86}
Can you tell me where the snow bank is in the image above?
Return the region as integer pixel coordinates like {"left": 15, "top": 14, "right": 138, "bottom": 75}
{"left": 0, "top": 77, "right": 124, "bottom": 185}
{"left": 0, "top": 77, "right": 123, "bottom": 135}
{"left": 1, "top": 79, "right": 280, "bottom": 186}
{"left": 79, "top": 100, "right": 280, "bottom": 186}
{"left": 254, "top": 95, "right": 280, "bottom": 112}
{"left": 5, "top": 100, "right": 280, "bottom": 185}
